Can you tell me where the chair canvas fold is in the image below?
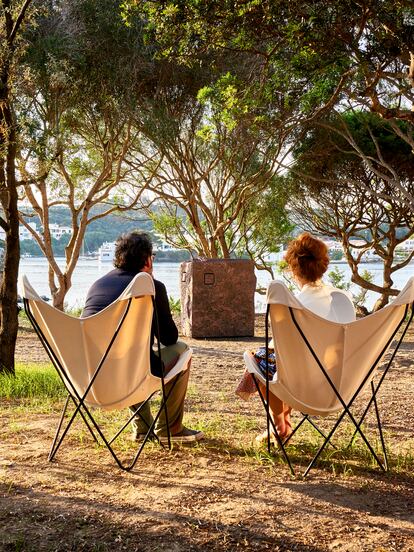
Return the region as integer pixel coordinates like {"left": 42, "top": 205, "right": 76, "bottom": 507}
{"left": 19, "top": 272, "right": 192, "bottom": 471}
{"left": 246, "top": 277, "right": 414, "bottom": 476}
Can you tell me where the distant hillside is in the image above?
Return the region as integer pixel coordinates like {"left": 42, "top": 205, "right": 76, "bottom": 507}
{"left": 19, "top": 205, "right": 152, "bottom": 256}
{"left": 18, "top": 205, "right": 191, "bottom": 261}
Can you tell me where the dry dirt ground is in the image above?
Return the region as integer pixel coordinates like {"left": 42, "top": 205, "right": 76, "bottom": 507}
{"left": 1, "top": 316, "right": 413, "bottom": 552}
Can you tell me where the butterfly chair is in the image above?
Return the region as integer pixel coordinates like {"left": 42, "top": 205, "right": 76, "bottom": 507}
{"left": 244, "top": 277, "right": 414, "bottom": 477}
{"left": 19, "top": 273, "right": 192, "bottom": 471}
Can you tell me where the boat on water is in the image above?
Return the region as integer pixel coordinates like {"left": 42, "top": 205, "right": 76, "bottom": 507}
{"left": 98, "top": 242, "right": 116, "bottom": 262}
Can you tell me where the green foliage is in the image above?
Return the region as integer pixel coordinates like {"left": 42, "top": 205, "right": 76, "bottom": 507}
{"left": 64, "top": 305, "right": 83, "bottom": 317}
{"left": 24, "top": 0, "right": 155, "bottom": 107}
{"left": 235, "top": 174, "right": 293, "bottom": 267}
{"left": 294, "top": 111, "right": 414, "bottom": 182}
{"left": 327, "top": 266, "right": 350, "bottom": 292}
{"left": 327, "top": 267, "right": 374, "bottom": 308}
{"left": 353, "top": 270, "right": 374, "bottom": 308}
{"left": 275, "top": 260, "right": 297, "bottom": 292}
{"left": 151, "top": 211, "right": 188, "bottom": 250}
{"left": 329, "top": 249, "right": 344, "bottom": 261}
{"left": 0, "top": 363, "right": 65, "bottom": 400}
{"left": 168, "top": 296, "right": 181, "bottom": 314}
{"left": 18, "top": 205, "right": 154, "bottom": 257}
{"left": 128, "top": 0, "right": 414, "bottom": 129}
{"left": 146, "top": 109, "right": 293, "bottom": 260}
{"left": 197, "top": 72, "right": 249, "bottom": 130}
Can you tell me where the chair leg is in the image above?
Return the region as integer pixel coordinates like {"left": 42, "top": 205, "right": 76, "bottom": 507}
{"left": 305, "top": 416, "right": 338, "bottom": 449}
{"left": 371, "top": 382, "right": 388, "bottom": 471}
{"left": 282, "top": 415, "right": 337, "bottom": 450}
{"left": 346, "top": 379, "right": 384, "bottom": 449}
{"left": 109, "top": 394, "right": 159, "bottom": 446}
{"left": 49, "top": 396, "right": 87, "bottom": 462}
{"left": 126, "top": 416, "right": 161, "bottom": 471}
{"left": 47, "top": 376, "right": 186, "bottom": 471}
{"left": 124, "top": 381, "right": 182, "bottom": 471}
{"left": 49, "top": 395, "right": 70, "bottom": 461}
{"left": 108, "top": 378, "right": 182, "bottom": 471}
{"left": 252, "top": 375, "right": 295, "bottom": 475}
{"left": 303, "top": 410, "right": 349, "bottom": 477}
{"left": 160, "top": 377, "right": 172, "bottom": 450}
{"left": 74, "top": 397, "right": 99, "bottom": 444}
{"left": 303, "top": 403, "right": 387, "bottom": 477}
{"left": 347, "top": 394, "right": 375, "bottom": 448}
{"left": 343, "top": 383, "right": 388, "bottom": 472}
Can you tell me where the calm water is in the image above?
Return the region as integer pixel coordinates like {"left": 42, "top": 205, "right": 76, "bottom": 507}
{"left": 19, "top": 257, "right": 414, "bottom": 312}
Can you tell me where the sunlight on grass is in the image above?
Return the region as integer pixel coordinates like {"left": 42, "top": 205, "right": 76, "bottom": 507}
{"left": 1, "top": 365, "right": 413, "bottom": 476}
{"left": 0, "top": 363, "right": 65, "bottom": 400}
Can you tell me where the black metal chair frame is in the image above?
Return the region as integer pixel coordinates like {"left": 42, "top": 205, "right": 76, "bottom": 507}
{"left": 23, "top": 295, "right": 180, "bottom": 471}
{"left": 253, "top": 301, "right": 414, "bottom": 477}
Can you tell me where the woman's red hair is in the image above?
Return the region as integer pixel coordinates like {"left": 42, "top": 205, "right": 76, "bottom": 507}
{"left": 284, "top": 232, "right": 329, "bottom": 283}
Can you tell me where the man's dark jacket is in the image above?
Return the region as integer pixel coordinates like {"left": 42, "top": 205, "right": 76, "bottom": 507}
{"left": 82, "top": 268, "right": 178, "bottom": 376}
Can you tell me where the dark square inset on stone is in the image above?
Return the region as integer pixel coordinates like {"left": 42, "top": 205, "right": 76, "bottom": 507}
{"left": 204, "top": 273, "right": 215, "bottom": 285}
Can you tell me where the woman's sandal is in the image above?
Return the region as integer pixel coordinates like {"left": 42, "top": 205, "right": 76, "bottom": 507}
{"left": 255, "top": 430, "right": 277, "bottom": 446}
{"left": 254, "top": 429, "right": 291, "bottom": 447}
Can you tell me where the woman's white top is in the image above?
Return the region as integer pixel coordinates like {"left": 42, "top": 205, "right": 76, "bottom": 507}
{"left": 267, "top": 282, "right": 356, "bottom": 348}
{"left": 297, "top": 282, "right": 356, "bottom": 323}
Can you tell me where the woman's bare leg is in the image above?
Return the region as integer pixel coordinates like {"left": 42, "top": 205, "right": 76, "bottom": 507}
{"left": 283, "top": 405, "right": 292, "bottom": 438}
{"left": 258, "top": 382, "right": 287, "bottom": 437}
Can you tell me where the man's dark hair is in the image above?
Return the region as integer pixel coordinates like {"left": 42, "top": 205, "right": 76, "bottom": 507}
{"left": 113, "top": 231, "right": 152, "bottom": 272}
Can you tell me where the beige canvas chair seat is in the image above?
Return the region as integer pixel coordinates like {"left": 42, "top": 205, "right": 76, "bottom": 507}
{"left": 19, "top": 272, "right": 192, "bottom": 471}
{"left": 245, "top": 277, "right": 414, "bottom": 476}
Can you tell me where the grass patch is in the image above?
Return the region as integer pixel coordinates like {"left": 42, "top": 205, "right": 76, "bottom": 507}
{"left": 17, "top": 309, "right": 32, "bottom": 329}
{"left": 238, "top": 419, "right": 414, "bottom": 475}
{"left": 0, "top": 363, "right": 65, "bottom": 400}
{"left": 1, "top": 364, "right": 413, "bottom": 477}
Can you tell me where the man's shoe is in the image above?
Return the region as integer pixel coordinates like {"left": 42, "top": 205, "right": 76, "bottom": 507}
{"left": 159, "top": 427, "right": 204, "bottom": 444}
{"left": 131, "top": 432, "right": 157, "bottom": 442}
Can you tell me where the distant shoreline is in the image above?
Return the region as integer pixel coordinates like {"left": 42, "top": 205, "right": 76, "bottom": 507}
{"left": 20, "top": 255, "right": 414, "bottom": 265}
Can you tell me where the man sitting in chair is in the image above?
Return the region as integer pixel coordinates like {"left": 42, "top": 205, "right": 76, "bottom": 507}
{"left": 82, "top": 231, "right": 204, "bottom": 443}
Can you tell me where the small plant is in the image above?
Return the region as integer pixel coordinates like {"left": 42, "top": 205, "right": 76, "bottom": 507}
{"left": 169, "top": 295, "right": 181, "bottom": 314}
{"left": 327, "top": 266, "right": 350, "bottom": 291}
{"left": 327, "top": 266, "right": 373, "bottom": 311}
{"left": 64, "top": 303, "right": 83, "bottom": 317}
{"left": 275, "top": 260, "right": 297, "bottom": 292}
{"left": 352, "top": 269, "right": 373, "bottom": 309}
{"left": 329, "top": 249, "right": 344, "bottom": 261}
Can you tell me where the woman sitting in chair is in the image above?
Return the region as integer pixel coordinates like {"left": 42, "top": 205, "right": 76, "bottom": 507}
{"left": 236, "top": 232, "right": 356, "bottom": 443}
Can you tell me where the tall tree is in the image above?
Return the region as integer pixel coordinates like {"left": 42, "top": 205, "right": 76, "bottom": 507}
{"left": 0, "top": 0, "right": 35, "bottom": 375}
{"left": 18, "top": 93, "right": 144, "bottom": 309}
{"left": 16, "top": 0, "right": 164, "bottom": 309}
{"left": 289, "top": 112, "right": 414, "bottom": 309}
{"left": 130, "top": 88, "right": 292, "bottom": 266}
{"left": 131, "top": 1, "right": 413, "bottom": 121}
{"left": 129, "top": 1, "right": 414, "bottom": 205}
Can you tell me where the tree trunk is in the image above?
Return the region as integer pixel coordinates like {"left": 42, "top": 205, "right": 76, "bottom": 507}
{"left": 52, "top": 275, "right": 70, "bottom": 311}
{"left": 373, "top": 256, "right": 394, "bottom": 310}
{"left": 0, "top": 0, "right": 34, "bottom": 374}
{"left": 0, "top": 121, "right": 20, "bottom": 375}
{"left": 0, "top": 204, "right": 20, "bottom": 375}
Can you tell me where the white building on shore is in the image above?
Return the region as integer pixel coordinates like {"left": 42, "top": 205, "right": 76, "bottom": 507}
{"left": 395, "top": 236, "right": 414, "bottom": 254}
{"left": 19, "top": 222, "right": 38, "bottom": 241}
{"left": 49, "top": 223, "right": 72, "bottom": 240}
{"left": 3, "top": 222, "right": 73, "bottom": 242}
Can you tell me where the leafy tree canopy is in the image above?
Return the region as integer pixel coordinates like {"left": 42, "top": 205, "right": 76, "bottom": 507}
{"left": 293, "top": 111, "right": 414, "bottom": 183}
{"left": 126, "top": 0, "right": 414, "bottom": 125}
